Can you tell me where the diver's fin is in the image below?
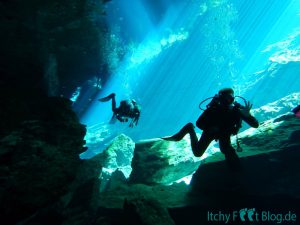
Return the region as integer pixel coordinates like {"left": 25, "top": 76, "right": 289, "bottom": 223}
{"left": 162, "top": 123, "right": 194, "bottom": 141}
{"left": 99, "top": 93, "right": 116, "bottom": 102}
{"left": 161, "top": 136, "right": 181, "bottom": 141}
{"left": 161, "top": 131, "right": 185, "bottom": 141}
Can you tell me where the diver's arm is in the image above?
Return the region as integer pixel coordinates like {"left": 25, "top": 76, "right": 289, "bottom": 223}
{"left": 135, "top": 111, "right": 140, "bottom": 125}
{"left": 239, "top": 101, "right": 259, "bottom": 128}
{"left": 129, "top": 114, "right": 139, "bottom": 127}
{"left": 241, "top": 114, "right": 259, "bottom": 128}
{"left": 132, "top": 117, "right": 138, "bottom": 125}
{"left": 132, "top": 108, "right": 140, "bottom": 126}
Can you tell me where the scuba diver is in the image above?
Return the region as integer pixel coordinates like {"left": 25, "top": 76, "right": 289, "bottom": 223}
{"left": 162, "top": 88, "right": 259, "bottom": 170}
{"left": 98, "top": 93, "right": 141, "bottom": 127}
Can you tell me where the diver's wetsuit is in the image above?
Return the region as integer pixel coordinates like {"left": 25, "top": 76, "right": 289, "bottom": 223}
{"left": 99, "top": 93, "right": 141, "bottom": 127}
{"left": 115, "top": 100, "right": 140, "bottom": 123}
{"left": 164, "top": 103, "right": 259, "bottom": 170}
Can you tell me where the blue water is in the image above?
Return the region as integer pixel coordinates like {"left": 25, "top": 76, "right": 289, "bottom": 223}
{"left": 79, "top": 0, "right": 300, "bottom": 156}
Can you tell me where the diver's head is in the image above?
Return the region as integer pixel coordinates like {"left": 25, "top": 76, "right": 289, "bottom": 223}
{"left": 218, "top": 88, "right": 234, "bottom": 105}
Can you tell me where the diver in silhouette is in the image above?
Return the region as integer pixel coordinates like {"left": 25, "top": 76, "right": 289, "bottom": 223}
{"left": 163, "top": 88, "right": 259, "bottom": 170}
{"left": 99, "top": 93, "right": 141, "bottom": 127}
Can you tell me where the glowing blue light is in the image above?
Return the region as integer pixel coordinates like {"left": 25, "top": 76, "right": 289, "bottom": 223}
{"left": 81, "top": 0, "right": 300, "bottom": 143}
{"left": 129, "top": 31, "right": 189, "bottom": 66}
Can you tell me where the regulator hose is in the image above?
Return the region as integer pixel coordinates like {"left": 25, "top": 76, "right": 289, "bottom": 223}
{"left": 199, "top": 95, "right": 248, "bottom": 111}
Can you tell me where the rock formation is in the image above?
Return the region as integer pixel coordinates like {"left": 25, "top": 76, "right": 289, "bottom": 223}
{"left": 97, "top": 112, "right": 300, "bottom": 225}
{"left": 251, "top": 92, "right": 300, "bottom": 123}
{"left": 0, "top": 98, "right": 87, "bottom": 225}
{"left": 129, "top": 137, "right": 201, "bottom": 185}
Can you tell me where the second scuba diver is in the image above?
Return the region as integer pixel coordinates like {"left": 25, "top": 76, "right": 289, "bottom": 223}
{"left": 99, "top": 93, "right": 141, "bottom": 127}
{"left": 163, "top": 88, "right": 259, "bottom": 170}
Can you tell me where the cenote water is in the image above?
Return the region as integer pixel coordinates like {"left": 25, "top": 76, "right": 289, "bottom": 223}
{"left": 78, "top": 0, "right": 300, "bottom": 158}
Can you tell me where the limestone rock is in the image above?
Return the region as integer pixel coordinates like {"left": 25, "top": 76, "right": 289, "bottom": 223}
{"left": 252, "top": 92, "right": 300, "bottom": 123}
{"left": 129, "top": 137, "right": 201, "bottom": 185}
{"left": 0, "top": 98, "right": 86, "bottom": 225}
{"left": 101, "top": 134, "right": 135, "bottom": 174}
{"left": 237, "top": 113, "right": 300, "bottom": 155}
{"left": 94, "top": 113, "right": 300, "bottom": 224}
{"left": 242, "top": 61, "right": 300, "bottom": 106}
{"left": 0, "top": 0, "right": 108, "bottom": 99}
{"left": 123, "top": 197, "right": 175, "bottom": 225}
{"left": 191, "top": 114, "right": 300, "bottom": 199}
{"left": 99, "top": 134, "right": 135, "bottom": 191}
{"left": 98, "top": 182, "right": 189, "bottom": 209}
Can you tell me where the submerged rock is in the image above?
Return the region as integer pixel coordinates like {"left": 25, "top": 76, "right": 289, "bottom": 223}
{"left": 60, "top": 153, "right": 103, "bottom": 225}
{"left": 99, "top": 134, "right": 135, "bottom": 191}
{"left": 123, "top": 197, "right": 175, "bottom": 225}
{"left": 101, "top": 134, "right": 135, "bottom": 175}
{"left": 190, "top": 113, "right": 300, "bottom": 201}
{"left": 97, "top": 112, "right": 300, "bottom": 225}
{"left": 0, "top": 97, "right": 87, "bottom": 225}
{"left": 252, "top": 92, "right": 300, "bottom": 123}
{"left": 2, "top": 99, "right": 299, "bottom": 225}
{"left": 129, "top": 137, "right": 201, "bottom": 185}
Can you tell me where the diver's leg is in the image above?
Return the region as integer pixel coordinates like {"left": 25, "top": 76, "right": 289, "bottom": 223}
{"left": 98, "top": 93, "right": 117, "bottom": 112}
{"left": 98, "top": 93, "right": 116, "bottom": 102}
{"left": 193, "top": 131, "right": 214, "bottom": 157}
{"left": 219, "top": 135, "right": 241, "bottom": 170}
{"left": 111, "top": 95, "right": 117, "bottom": 113}
{"left": 162, "top": 123, "right": 195, "bottom": 141}
{"left": 162, "top": 123, "right": 213, "bottom": 157}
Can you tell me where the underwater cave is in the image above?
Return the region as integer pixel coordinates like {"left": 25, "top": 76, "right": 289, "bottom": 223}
{"left": 1, "top": 0, "right": 300, "bottom": 224}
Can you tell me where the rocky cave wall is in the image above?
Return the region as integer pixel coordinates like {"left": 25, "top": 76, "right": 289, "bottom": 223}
{"left": 0, "top": 1, "right": 110, "bottom": 224}
{"left": 0, "top": 0, "right": 112, "bottom": 134}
